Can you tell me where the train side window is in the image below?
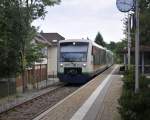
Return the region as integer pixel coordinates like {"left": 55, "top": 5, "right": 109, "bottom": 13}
{"left": 92, "top": 46, "right": 96, "bottom": 55}
{"left": 92, "top": 46, "right": 94, "bottom": 55}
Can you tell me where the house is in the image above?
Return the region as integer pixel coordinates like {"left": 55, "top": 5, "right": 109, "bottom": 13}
{"left": 12, "top": 33, "right": 65, "bottom": 93}
{"left": 40, "top": 33, "right": 65, "bottom": 77}
{"left": 16, "top": 34, "right": 52, "bottom": 92}
{"left": 33, "top": 33, "right": 52, "bottom": 65}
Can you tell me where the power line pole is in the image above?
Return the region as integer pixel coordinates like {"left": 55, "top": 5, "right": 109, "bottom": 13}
{"left": 135, "top": 0, "right": 140, "bottom": 93}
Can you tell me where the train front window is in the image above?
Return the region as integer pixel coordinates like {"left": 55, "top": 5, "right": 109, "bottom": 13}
{"left": 60, "top": 42, "right": 89, "bottom": 62}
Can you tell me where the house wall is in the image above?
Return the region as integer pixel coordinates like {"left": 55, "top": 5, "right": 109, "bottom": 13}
{"left": 41, "top": 46, "right": 48, "bottom": 57}
{"left": 48, "top": 46, "right": 58, "bottom": 77}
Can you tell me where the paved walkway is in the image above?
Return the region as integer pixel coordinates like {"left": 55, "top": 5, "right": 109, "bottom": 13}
{"left": 96, "top": 74, "right": 122, "bottom": 120}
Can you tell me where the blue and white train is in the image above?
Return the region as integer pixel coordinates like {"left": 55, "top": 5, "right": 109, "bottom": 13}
{"left": 57, "top": 39, "right": 113, "bottom": 83}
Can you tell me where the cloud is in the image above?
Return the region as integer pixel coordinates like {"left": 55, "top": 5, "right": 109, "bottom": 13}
{"left": 33, "top": 0, "right": 125, "bottom": 43}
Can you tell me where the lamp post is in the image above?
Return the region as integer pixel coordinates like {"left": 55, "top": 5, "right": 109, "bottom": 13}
{"left": 127, "top": 13, "right": 131, "bottom": 69}
{"left": 135, "top": 0, "right": 140, "bottom": 93}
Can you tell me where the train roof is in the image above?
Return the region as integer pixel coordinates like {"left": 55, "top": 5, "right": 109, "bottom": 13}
{"left": 92, "top": 42, "right": 113, "bottom": 55}
{"left": 60, "top": 39, "right": 105, "bottom": 49}
{"left": 106, "top": 49, "right": 113, "bottom": 55}
{"left": 59, "top": 39, "right": 90, "bottom": 43}
{"left": 59, "top": 39, "right": 113, "bottom": 53}
{"left": 91, "top": 41, "right": 106, "bottom": 50}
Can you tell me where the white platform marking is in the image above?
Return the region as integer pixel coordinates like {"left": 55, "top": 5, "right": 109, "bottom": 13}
{"left": 70, "top": 66, "right": 118, "bottom": 120}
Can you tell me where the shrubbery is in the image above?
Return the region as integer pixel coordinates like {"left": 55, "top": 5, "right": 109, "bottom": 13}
{"left": 118, "top": 68, "right": 150, "bottom": 120}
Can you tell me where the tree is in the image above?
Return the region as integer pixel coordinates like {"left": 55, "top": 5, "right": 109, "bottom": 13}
{"left": 0, "top": 1, "right": 23, "bottom": 78}
{"left": 106, "top": 40, "right": 127, "bottom": 63}
{"left": 139, "top": 0, "right": 150, "bottom": 45}
{"left": 95, "top": 32, "right": 106, "bottom": 47}
{"left": 106, "top": 41, "right": 116, "bottom": 51}
{"left": 123, "top": 0, "right": 150, "bottom": 46}
{"left": 26, "top": 43, "right": 46, "bottom": 67}
{"left": 0, "top": 0, "right": 61, "bottom": 92}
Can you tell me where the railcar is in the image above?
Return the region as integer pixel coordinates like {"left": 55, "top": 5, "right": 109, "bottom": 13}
{"left": 57, "top": 39, "right": 113, "bottom": 83}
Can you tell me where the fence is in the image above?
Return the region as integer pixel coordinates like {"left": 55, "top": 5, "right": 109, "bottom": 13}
{"left": 16, "top": 64, "right": 48, "bottom": 91}
{"left": 0, "top": 64, "right": 60, "bottom": 113}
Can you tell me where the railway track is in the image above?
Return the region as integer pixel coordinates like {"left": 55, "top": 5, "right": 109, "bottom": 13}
{"left": 0, "top": 84, "right": 81, "bottom": 120}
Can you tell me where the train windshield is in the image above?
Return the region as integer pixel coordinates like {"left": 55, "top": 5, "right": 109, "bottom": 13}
{"left": 60, "top": 42, "right": 89, "bottom": 62}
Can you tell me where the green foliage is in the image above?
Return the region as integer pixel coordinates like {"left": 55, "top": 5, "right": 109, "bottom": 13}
{"left": 106, "top": 40, "right": 127, "bottom": 63}
{"left": 118, "top": 68, "right": 150, "bottom": 120}
{"left": 122, "top": 67, "right": 135, "bottom": 90}
{"left": 95, "top": 32, "right": 106, "bottom": 47}
{"left": 106, "top": 41, "right": 116, "bottom": 51}
{"left": 139, "top": 0, "right": 150, "bottom": 45}
{"left": 23, "top": 0, "right": 61, "bottom": 20}
{"left": 124, "top": 0, "right": 150, "bottom": 46}
{"left": 26, "top": 43, "right": 45, "bottom": 67}
{"left": 0, "top": 0, "right": 60, "bottom": 78}
{"left": 0, "top": 1, "right": 24, "bottom": 77}
{"left": 111, "top": 0, "right": 150, "bottom": 64}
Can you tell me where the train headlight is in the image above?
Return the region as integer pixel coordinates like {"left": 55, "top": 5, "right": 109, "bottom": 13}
{"left": 60, "top": 63, "right": 63, "bottom": 67}
{"left": 83, "top": 63, "right": 86, "bottom": 67}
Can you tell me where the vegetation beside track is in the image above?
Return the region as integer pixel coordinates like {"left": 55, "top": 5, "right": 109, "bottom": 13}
{"left": 118, "top": 68, "right": 150, "bottom": 120}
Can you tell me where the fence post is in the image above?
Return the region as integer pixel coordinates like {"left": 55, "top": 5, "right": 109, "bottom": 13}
{"left": 33, "top": 65, "right": 36, "bottom": 89}
{"left": 40, "top": 64, "right": 42, "bottom": 89}
{"left": 46, "top": 64, "right": 48, "bottom": 87}
{"left": 37, "top": 65, "right": 39, "bottom": 90}
{"left": 26, "top": 71, "right": 28, "bottom": 90}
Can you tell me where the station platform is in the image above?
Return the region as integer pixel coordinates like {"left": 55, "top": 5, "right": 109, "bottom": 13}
{"left": 33, "top": 65, "right": 122, "bottom": 120}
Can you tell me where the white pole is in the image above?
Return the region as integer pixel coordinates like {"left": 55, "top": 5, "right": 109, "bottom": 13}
{"left": 135, "top": 0, "right": 140, "bottom": 93}
{"left": 128, "top": 13, "right": 131, "bottom": 68}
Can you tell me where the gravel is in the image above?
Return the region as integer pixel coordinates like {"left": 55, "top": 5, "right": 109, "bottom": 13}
{"left": 0, "top": 85, "right": 80, "bottom": 120}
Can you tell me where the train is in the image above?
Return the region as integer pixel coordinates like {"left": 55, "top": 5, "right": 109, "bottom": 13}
{"left": 57, "top": 39, "right": 114, "bottom": 83}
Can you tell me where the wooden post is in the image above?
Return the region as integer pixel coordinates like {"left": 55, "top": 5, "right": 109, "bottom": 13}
{"left": 35, "top": 65, "right": 39, "bottom": 90}
{"left": 33, "top": 65, "right": 36, "bottom": 89}
{"left": 46, "top": 64, "right": 48, "bottom": 87}
{"left": 40, "top": 64, "right": 42, "bottom": 82}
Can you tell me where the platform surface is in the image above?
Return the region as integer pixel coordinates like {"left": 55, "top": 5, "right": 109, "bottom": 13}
{"left": 33, "top": 65, "right": 122, "bottom": 120}
{"left": 95, "top": 74, "right": 122, "bottom": 120}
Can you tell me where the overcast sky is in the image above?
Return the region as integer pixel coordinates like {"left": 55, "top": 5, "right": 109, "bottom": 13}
{"left": 33, "top": 0, "right": 125, "bottom": 43}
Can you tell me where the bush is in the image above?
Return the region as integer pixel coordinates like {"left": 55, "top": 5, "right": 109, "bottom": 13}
{"left": 118, "top": 68, "right": 150, "bottom": 120}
